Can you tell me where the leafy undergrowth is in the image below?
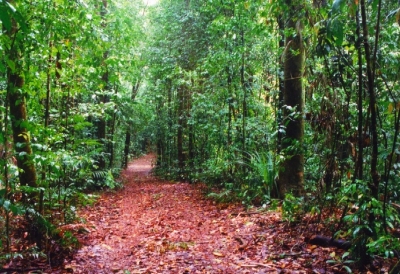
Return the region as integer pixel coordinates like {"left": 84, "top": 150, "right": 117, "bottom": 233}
{"left": 0, "top": 211, "right": 79, "bottom": 273}
{"left": 3, "top": 154, "right": 396, "bottom": 273}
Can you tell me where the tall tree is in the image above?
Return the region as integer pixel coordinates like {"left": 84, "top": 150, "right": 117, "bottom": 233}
{"left": 277, "top": 0, "right": 305, "bottom": 197}
{"left": 5, "top": 1, "right": 37, "bottom": 199}
{"left": 96, "top": 0, "right": 110, "bottom": 170}
{"left": 123, "top": 80, "right": 141, "bottom": 168}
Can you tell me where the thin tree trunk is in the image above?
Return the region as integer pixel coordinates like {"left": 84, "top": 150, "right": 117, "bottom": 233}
{"left": 227, "top": 66, "right": 233, "bottom": 149}
{"left": 109, "top": 112, "right": 116, "bottom": 167}
{"left": 240, "top": 26, "right": 247, "bottom": 169}
{"left": 123, "top": 131, "right": 131, "bottom": 169}
{"left": 356, "top": 0, "right": 382, "bottom": 265}
{"left": 156, "top": 99, "right": 164, "bottom": 167}
{"left": 177, "top": 86, "right": 185, "bottom": 174}
{"left": 188, "top": 81, "right": 195, "bottom": 171}
{"left": 355, "top": 8, "right": 364, "bottom": 180}
{"left": 109, "top": 84, "right": 119, "bottom": 167}
{"left": 123, "top": 80, "right": 141, "bottom": 168}
{"left": 44, "top": 41, "right": 52, "bottom": 129}
{"left": 3, "top": 84, "right": 11, "bottom": 252}
{"left": 97, "top": 0, "right": 109, "bottom": 170}
{"left": 40, "top": 36, "right": 55, "bottom": 215}
{"left": 360, "top": 0, "right": 380, "bottom": 198}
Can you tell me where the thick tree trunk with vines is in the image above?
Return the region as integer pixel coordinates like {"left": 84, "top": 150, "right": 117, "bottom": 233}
{"left": 277, "top": 0, "right": 305, "bottom": 197}
{"left": 6, "top": 6, "right": 37, "bottom": 197}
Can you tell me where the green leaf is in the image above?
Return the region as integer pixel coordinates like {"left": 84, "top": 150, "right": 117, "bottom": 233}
{"left": 7, "top": 2, "right": 28, "bottom": 32}
{"left": 332, "top": 0, "right": 345, "bottom": 14}
{"left": 3, "top": 200, "right": 10, "bottom": 211}
{"left": 342, "top": 265, "right": 352, "bottom": 273}
{"left": 353, "top": 225, "right": 362, "bottom": 236}
{"left": 342, "top": 251, "right": 350, "bottom": 259}
{"left": 328, "top": 18, "right": 344, "bottom": 46}
{"left": 0, "top": 4, "right": 12, "bottom": 31}
{"left": 6, "top": 59, "right": 15, "bottom": 72}
{"left": 10, "top": 204, "right": 24, "bottom": 215}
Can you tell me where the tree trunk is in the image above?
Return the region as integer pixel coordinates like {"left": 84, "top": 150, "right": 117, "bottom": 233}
{"left": 177, "top": 86, "right": 185, "bottom": 174}
{"left": 6, "top": 5, "right": 37, "bottom": 196}
{"left": 97, "top": 0, "right": 109, "bottom": 170}
{"left": 277, "top": 0, "right": 305, "bottom": 197}
{"left": 355, "top": 8, "right": 364, "bottom": 180}
{"left": 8, "top": 58, "right": 37, "bottom": 191}
{"left": 277, "top": 15, "right": 285, "bottom": 154}
{"left": 109, "top": 111, "right": 116, "bottom": 168}
{"left": 122, "top": 81, "right": 140, "bottom": 169}
{"left": 188, "top": 81, "right": 195, "bottom": 171}
{"left": 108, "top": 84, "right": 119, "bottom": 168}
{"left": 123, "top": 131, "right": 131, "bottom": 169}
{"left": 360, "top": 0, "right": 380, "bottom": 198}
{"left": 240, "top": 26, "right": 247, "bottom": 170}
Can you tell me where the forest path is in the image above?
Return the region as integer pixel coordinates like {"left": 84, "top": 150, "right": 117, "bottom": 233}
{"left": 61, "top": 155, "right": 327, "bottom": 273}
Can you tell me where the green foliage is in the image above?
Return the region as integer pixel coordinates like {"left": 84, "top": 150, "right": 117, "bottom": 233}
{"left": 367, "top": 235, "right": 400, "bottom": 259}
{"left": 0, "top": 0, "right": 147, "bottom": 260}
{"left": 70, "top": 193, "right": 98, "bottom": 208}
{"left": 206, "top": 188, "right": 235, "bottom": 204}
{"left": 92, "top": 170, "right": 120, "bottom": 190}
{"left": 58, "top": 230, "right": 80, "bottom": 250}
{"left": 282, "top": 193, "right": 304, "bottom": 223}
{"left": 24, "top": 208, "right": 80, "bottom": 255}
{"left": 0, "top": 189, "right": 24, "bottom": 216}
{"left": 246, "top": 151, "right": 278, "bottom": 200}
{"left": 337, "top": 179, "right": 400, "bottom": 261}
{"left": 326, "top": 251, "right": 354, "bottom": 273}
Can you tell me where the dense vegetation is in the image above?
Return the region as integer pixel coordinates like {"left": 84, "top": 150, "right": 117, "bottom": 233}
{"left": 0, "top": 0, "right": 150, "bottom": 264}
{"left": 1, "top": 0, "right": 400, "bottom": 271}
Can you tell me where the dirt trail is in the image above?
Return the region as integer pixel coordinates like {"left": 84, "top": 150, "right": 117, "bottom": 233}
{"left": 61, "top": 155, "right": 340, "bottom": 274}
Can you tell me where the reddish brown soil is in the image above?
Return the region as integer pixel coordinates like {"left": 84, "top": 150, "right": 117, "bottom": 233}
{"left": 57, "top": 155, "right": 391, "bottom": 273}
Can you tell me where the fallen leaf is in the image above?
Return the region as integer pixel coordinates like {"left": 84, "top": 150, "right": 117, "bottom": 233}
{"left": 213, "top": 251, "right": 225, "bottom": 257}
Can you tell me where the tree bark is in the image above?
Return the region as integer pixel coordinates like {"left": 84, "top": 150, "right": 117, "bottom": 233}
{"left": 277, "top": 0, "right": 305, "bottom": 197}
{"left": 97, "top": 0, "right": 109, "bottom": 170}
{"left": 355, "top": 9, "right": 364, "bottom": 181}
{"left": 177, "top": 85, "right": 185, "bottom": 174}
{"left": 123, "top": 81, "right": 140, "bottom": 169}
{"left": 360, "top": 0, "right": 380, "bottom": 199}
{"left": 123, "top": 131, "right": 131, "bottom": 169}
{"left": 277, "top": 15, "right": 285, "bottom": 154}
{"left": 5, "top": 3, "right": 37, "bottom": 195}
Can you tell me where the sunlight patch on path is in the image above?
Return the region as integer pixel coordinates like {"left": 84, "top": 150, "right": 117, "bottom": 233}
{"left": 125, "top": 153, "right": 155, "bottom": 175}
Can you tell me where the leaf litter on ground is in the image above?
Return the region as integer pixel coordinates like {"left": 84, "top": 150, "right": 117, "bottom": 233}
{"left": 47, "top": 154, "right": 396, "bottom": 273}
